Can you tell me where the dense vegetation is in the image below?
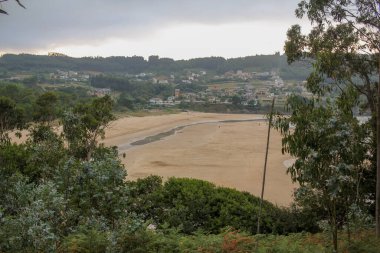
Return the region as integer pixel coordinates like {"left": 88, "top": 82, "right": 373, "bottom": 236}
{"left": 0, "top": 82, "right": 93, "bottom": 122}
{"left": 0, "top": 88, "right": 378, "bottom": 251}
{"left": 0, "top": 53, "right": 311, "bottom": 80}
{"left": 0, "top": 92, "right": 320, "bottom": 252}
{"left": 276, "top": 0, "right": 380, "bottom": 252}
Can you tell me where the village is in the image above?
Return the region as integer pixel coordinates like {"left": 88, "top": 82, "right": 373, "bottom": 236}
{"left": 144, "top": 69, "right": 313, "bottom": 109}
{"left": 1, "top": 67, "right": 314, "bottom": 111}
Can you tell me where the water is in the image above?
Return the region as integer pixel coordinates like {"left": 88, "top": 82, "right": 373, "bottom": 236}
{"left": 118, "top": 118, "right": 267, "bottom": 152}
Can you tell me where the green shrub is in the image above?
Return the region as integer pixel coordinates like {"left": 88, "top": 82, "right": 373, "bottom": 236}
{"left": 59, "top": 228, "right": 109, "bottom": 253}
{"left": 127, "top": 176, "right": 312, "bottom": 235}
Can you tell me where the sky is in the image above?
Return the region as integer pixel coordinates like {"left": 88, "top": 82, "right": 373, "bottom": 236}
{"left": 0, "top": 0, "right": 311, "bottom": 60}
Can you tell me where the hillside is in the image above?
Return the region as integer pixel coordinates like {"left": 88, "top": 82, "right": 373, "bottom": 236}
{"left": 0, "top": 53, "right": 311, "bottom": 81}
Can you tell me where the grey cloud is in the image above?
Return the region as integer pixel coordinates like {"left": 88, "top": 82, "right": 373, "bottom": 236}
{"left": 0, "top": 0, "right": 301, "bottom": 52}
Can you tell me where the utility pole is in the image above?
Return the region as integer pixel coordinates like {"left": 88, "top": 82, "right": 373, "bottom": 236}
{"left": 256, "top": 97, "right": 275, "bottom": 234}
{"left": 376, "top": 49, "right": 380, "bottom": 238}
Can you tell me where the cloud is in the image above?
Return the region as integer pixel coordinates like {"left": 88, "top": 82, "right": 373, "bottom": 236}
{"left": 0, "top": 0, "right": 304, "bottom": 55}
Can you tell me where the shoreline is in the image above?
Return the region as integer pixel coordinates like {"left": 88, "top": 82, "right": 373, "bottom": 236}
{"left": 102, "top": 112, "right": 295, "bottom": 206}
{"left": 117, "top": 118, "right": 268, "bottom": 152}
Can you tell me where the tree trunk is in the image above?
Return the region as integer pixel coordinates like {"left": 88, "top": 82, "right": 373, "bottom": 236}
{"left": 347, "top": 214, "right": 351, "bottom": 246}
{"left": 333, "top": 225, "right": 338, "bottom": 253}
{"left": 376, "top": 54, "right": 380, "bottom": 238}
{"left": 332, "top": 201, "right": 338, "bottom": 253}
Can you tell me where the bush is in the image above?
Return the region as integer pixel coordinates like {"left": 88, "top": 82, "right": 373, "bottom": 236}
{"left": 127, "top": 176, "right": 311, "bottom": 235}
{"left": 59, "top": 228, "right": 109, "bottom": 253}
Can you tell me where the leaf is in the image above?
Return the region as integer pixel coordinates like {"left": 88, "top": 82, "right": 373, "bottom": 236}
{"left": 0, "top": 9, "right": 8, "bottom": 15}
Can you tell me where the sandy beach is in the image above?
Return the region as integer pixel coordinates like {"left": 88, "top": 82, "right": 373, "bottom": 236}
{"left": 103, "top": 112, "right": 295, "bottom": 206}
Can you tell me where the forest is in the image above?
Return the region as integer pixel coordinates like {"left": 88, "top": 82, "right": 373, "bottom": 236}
{"left": 0, "top": 53, "right": 311, "bottom": 81}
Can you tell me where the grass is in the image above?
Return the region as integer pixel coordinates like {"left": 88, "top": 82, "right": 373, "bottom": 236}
{"left": 38, "top": 82, "right": 91, "bottom": 89}
{"left": 114, "top": 108, "right": 182, "bottom": 118}
{"left": 174, "top": 229, "right": 380, "bottom": 253}
{"left": 206, "top": 81, "right": 246, "bottom": 89}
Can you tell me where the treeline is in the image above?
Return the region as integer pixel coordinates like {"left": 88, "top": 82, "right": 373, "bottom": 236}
{"left": 0, "top": 53, "right": 310, "bottom": 80}
{"left": 90, "top": 75, "right": 174, "bottom": 110}
{"left": 0, "top": 82, "right": 92, "bottom": 122}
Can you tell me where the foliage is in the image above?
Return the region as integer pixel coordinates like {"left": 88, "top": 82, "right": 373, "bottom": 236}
{"left": 274, "top": 95, "right": 371, "bottom": 251}
{"left": 61, "top": 95, "right": 115, "bottom": 160}
{"left": 59, "top": 227, "right": 109, "bottom": 253}
{"left": 107, "top": 227, "right": 380, "bottom": 253}
{"left": 54, "top": 153, "right": 128, "bottom": 226}
{"left": 127, "top": 176, "right": 314, "bottom": 235}
{"left": 0, "top": 53, "right": 310, "bottom": 80}
{"left": 90, "top": 75, "right": 132, "bottom": 91}
{"left": 0, "top": 96, "right": 25, "bottom": 143}
{"left": 0, "top": 181, "right": 66, "bottom": 252}
{"left": 0, "top": 92, "right": 131, "bottom": 252}
{"left": 285, "top": 0, "right": 380, "bottom": 246}
{"left": 24, "top": 125, "right": 66, "bottom": 182}
{"left": 33, "top": 92, "right": 58, "bottom": 125}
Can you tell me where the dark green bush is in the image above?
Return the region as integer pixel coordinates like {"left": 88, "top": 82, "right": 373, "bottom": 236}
{"left": 127, "top": 176, "right": 315, "bottom": 235}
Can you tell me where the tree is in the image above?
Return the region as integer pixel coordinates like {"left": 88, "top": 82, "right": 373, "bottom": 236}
{"left": 0, "top": 0, "right": 25, "bottom": 15}
{"left": 61, "top": 95, "right": 115, "bottom": 160}
{"left": 0, "top": 96, "right": 25, "bottom": 143}
{"left": 231, "top": 95, "right": 242, "bottom": 106}
{"left": 118, "top": 92, "right": 135, "bottom": 110}
{"left": 33, "top": 92, "right": 58, "bottom": 126}
{"left": 274, "top": 95, "right": 370, "bottom": 251}
{"left": 285, "top": 0, "right": 380, "bottom": 237}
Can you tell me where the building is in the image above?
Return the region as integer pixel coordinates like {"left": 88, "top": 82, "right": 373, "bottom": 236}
{"left": 149, "top": 98, "right": 163, "bottom": 105}
{"left": 89, "top": 88, "right": 111, "bottom": 97}
{"left": 175, "top": 89, "right": 180, "bottom": 98}
{"left": 48, "top": 52, "right": 67, "bottom": 57}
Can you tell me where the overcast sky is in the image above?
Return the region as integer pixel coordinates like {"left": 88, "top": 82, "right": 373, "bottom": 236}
{"left": 0, "top": 0, "right": 311, "bottom": 59}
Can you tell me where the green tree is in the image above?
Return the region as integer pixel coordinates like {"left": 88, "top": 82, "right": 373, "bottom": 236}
{"left": 118, "top": 92, "right": 135, "bottom": 110}
{"left": 22, "top": 75, "right": 38, "bottom": 87}
{"left": 54, "top": 153, "right": 128, "bottom": 227}
{"left": 0, "top": 181, "right": 67, "bottom": 252}
{"left": 0, "top": 96, "right": 25, "bottom": 143}
{"left": 33, "top": 92, "right": 58, "bottom": 126}
{"left": 285, "top": 0, "right": 380, "bottom": 237}
{"left": 61, "top": 95, "right": 115, "bottom": 160}
{"left": 274, "top": 95, "right": 370, "bottom": 251}
{"left": 25, "top": 125, "right": 66, "bottom": 183}
{"left": 231, "top": 95, "right": 242, "bottom": 106}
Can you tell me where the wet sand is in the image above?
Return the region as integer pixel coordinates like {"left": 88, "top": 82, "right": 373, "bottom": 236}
{"left": 103, "top": 112, "right": 295, "bottom": 206}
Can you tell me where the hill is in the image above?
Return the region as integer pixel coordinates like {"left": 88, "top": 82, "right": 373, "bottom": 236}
{"left": 0, "top": 53, "right": 311, "bottom": 81}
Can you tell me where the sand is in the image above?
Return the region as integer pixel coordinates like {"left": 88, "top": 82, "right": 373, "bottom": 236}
{"left": 103, "top": 112, "right": 295, "bottom": 206}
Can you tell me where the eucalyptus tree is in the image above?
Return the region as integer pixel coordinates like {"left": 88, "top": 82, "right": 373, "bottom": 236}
{"left": 33, "top": 92, "right": 59, "bottom": 126}
{"left": 61, "top": 95, "right": 115, "bottom": 161}
{"left": 275, "top": 95, "right": 370, "bottom": 251}
{"left": 285, "top": 0, "right": 380, "bottom": 237}
{"left": 0, "top": 96, "right": 25, "bottom": 144}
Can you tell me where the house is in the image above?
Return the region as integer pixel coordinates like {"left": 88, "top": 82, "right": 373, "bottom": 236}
{"left": 149, "top": 98, "right": 163, "bottom": 105}
{"left": 174, "top": 89, "right": 180, "bottom": 98}
{"left": 89, "top": 88, "right": 112, "bottom": 97}
{"left": 153, "top": 76, "right": 170, "bottom": 84}
{"left": 158, "top": 79, "right": 169, "bottom": 84}
{"left": 255, "top": 88, "right": 270, "bottom": 98}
